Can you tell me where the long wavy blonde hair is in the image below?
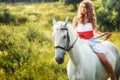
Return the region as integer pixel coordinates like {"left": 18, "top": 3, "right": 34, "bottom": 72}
{"left": 77, "top": 0, "right": 97, "bottom": 28}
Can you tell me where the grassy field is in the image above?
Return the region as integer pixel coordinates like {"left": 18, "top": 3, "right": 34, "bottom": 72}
{"left": 0, "top": 2, "right": 119, "bottom": 80}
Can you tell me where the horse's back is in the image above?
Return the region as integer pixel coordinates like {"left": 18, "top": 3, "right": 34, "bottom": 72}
{"left": 102, "top": 41, "right": 119, "bottom": 57}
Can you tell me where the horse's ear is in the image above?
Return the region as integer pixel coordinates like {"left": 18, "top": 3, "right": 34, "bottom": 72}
{"left": 64, "top": 17, "right": 69, "bottom": 27}
{"left": 65, "top": 17, "right": 69, "bottom": 22}
{"left": 52, "top": 18, "right": 57, "bottom": 25}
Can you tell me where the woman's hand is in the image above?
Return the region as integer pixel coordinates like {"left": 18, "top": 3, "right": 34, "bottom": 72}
{"left": 93, "top": 28, "right": 112, "bottom": 40}
{"left": 105, "top": 33, "right": 112, "bottom": 40}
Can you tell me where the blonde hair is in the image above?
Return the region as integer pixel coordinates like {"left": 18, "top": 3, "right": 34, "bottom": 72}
{"left": 77, "top": 0, "right": 97, "bottom": 28}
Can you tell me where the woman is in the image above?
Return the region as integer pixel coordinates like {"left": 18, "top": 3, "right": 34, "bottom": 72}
{"left": 73, "top": 0, "right": 116, "bottom": 80}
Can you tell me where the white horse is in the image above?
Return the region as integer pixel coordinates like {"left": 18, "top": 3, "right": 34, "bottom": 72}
{"left": 52, "top": 17, "right": 120, "bottom": 80}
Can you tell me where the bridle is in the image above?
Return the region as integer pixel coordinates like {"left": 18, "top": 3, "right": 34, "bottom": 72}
{"left": 55, "top": 28, "right": 78, "bottom": 52}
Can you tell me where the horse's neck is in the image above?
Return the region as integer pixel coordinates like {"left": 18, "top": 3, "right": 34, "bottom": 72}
{"left": 69, "top": 39, "right": 94, "bottom": 67}
{"left": 68, "top": 25, "right": 86, "bottom": 66}
{"left": 68, "top": 40, "right": 83, "bottom": 66}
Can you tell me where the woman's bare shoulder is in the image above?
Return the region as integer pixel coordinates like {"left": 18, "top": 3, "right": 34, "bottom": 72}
{"left": 73, "top": 16, "right": 79, "bottom": 27}
{"left": 73, "top": 16, "right": 79, "bottom": 24}
{"left": 73, "top": 16, "right": 79, "bottom": 21}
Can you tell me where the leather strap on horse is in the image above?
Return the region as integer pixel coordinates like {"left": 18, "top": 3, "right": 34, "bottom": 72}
{"left": 66, "top": 36, "right": 78, "bottom": 51}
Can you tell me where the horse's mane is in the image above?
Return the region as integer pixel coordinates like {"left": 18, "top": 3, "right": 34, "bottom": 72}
{"left": 66, "top": 22, "right": 78, "bottom": 36}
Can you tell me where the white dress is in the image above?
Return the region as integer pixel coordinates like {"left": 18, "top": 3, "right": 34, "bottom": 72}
{"left": 76, "top": 23, "right": 107, "bottom": 53}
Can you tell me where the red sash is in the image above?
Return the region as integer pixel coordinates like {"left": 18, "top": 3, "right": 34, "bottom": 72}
{"left": 77, "top": 31, "right": 93, "bottom": 39}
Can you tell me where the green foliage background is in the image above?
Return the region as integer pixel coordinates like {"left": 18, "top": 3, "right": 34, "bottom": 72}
{"left": 0, "top": 2, "right": 119, "bottom": 80}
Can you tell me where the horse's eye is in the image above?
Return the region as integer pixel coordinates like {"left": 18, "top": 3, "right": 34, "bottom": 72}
{"left": 63, "top": 36, "right": 66, "bottom": 39}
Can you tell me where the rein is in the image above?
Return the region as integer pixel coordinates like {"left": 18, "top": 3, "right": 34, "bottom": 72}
{"left": 55, "top": 28, "right": 78, "bottom": 51}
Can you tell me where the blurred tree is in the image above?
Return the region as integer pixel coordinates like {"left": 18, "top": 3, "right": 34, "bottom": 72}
{"left": 106, "top": 0, "right": 120, "bottom": 31}
{"left": 94, "top": 0, "right": 120, "bottom": 32}
{"left": 61, "top": 0, "right": 82, "bottom": 10}
{"left": 0, "top": 0, "right": 59, "bottom": 2}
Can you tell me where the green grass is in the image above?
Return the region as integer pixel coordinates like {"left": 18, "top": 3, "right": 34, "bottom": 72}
{"left": 109, "top": 32, "right": 120, "bottom": 51}
{"left": 0, "top": 2, "right": 119, "bottom": 80}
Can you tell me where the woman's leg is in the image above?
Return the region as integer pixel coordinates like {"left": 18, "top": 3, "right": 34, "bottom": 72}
{"left": 96, "top": 53, "right": 116, "bottom": 80}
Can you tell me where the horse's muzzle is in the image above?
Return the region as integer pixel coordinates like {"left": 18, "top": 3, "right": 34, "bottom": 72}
{"left": 55, "top": 57, "right": 64, "bottom": 64}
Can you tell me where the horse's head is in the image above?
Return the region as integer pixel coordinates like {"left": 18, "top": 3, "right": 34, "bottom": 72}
{"left": 52, "top": 17, "right": 69, "bottom": 64}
